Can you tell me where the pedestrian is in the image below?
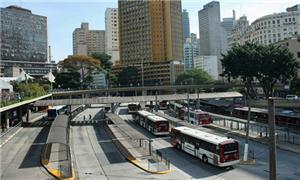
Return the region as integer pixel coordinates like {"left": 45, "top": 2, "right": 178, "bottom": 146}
{"left": 89, "top": 114, "right": 92, "bottom": 120}
{"left": 83, "top": 115, "right": 86, "bottom": 120}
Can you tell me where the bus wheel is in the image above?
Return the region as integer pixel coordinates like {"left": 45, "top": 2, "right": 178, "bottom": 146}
{"left": 202, "top": 155, "right": 208, "bottom": 164}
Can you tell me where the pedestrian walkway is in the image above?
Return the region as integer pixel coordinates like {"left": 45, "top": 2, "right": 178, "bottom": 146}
{"left": 105, "top": 113, "right": 171, "bottom": 174}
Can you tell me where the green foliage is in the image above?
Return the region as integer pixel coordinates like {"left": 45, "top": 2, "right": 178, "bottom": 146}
{"left": 54, "top": 71, "right": 81, "bottom": 89}
{"left": 14, "top": 82, "right": 46, "bottom": 97}
{"left": 290, "top": 76, "right": 300, "bottom": 95}
{"left": 175, "top": 69, "right": 213, "bottom": 85}
{"left": 117, "top": 66, "right": 139, "bottom": 86}
{"left": 221, "top": 42, "right": 299, "bottom": 98}
{"left": 91, "top": 53, "right": 113, "bottom": 70}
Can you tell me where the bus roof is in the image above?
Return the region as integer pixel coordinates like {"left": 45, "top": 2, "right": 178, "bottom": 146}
{"left": 137, "top": 110, "right": 154, "bottom": 117}
{"left": 174, "top": 126, "right": 235, "bottom": 145}
{"left": 147, "top": 115, "right": 168, "bottom": 122}
{"left": 48, "top": 105, "right": 66, "bottom": 110}
{"left": 234, "top": 107, "right": 268, "bottom": 114}
{"left": 170, "top": 101, "right": 183, "bottom": 108}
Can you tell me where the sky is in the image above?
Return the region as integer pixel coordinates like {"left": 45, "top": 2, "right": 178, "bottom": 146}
{"left": 1, "top": 0, "right": 299, "bottom": 62}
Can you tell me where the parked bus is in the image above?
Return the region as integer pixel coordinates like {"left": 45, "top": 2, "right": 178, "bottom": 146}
{"left": 47, "top": 105, "right": 68, "bottom": 120}
{"left": 159, "top": 100, "right": 168, "bottom": 110}
{"left": 170, "top": 126, "right": 239, "bottom": 167}
{"left": 128, "top": 102, "right": 140, "bottom": 114}
{"left": 169, "top": 101, "right": 184, "bottom": 117}
{"left": 183, "top": 109, "right": 212, "bottom": 126}
{"left": 134, "top": 110, "right": 169, "bottom": 135}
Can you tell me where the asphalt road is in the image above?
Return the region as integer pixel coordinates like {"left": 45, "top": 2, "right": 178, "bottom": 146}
{"left": 0, "top": 126, "right": 54, "bottom": 180}
{"left": 117, "top": 107, "right": 300, "bottom": 180}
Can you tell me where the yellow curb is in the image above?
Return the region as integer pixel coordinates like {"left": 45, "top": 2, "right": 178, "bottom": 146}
{"left": 129, "top": 159, "right": 174, "bottom": 174}
{"left": 240, "top": 159, "right": 256, "bottom": 165}
{"left": 41, "top": 162, "right": 76, "bottom": 180}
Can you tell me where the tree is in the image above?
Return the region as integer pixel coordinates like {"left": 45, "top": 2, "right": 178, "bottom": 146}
{"left": 54, "top": 71, "right": 81, "bottom": 89}
{"left": 221, "top": 42, "right": 299, "bottom": 98}
{"left": 117, "top": 66, "right": 139, "bottom": 86}
{"left": 60, "top": 55, "right": 100, "bottom": 88}
{"left": 91, "top": 53, "right": 113, "bottom": 70}
{"left": 175, "top": 69, "right": 213, "bottom": 85}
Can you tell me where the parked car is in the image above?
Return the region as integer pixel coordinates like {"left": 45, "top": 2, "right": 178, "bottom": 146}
{"left": 286, "top": 94, "right": 298, "bottom": 100}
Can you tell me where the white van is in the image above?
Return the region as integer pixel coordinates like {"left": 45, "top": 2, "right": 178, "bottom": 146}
{"left": 286, "top": 95, "right": 298, "bottom": 100}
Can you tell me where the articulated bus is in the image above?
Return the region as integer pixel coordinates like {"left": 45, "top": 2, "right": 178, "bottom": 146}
{"left": 170, "top": 126, "right": 239, "bottom": 167}
{"left": 128, "top": 102, "right": 140, "bottom": 114}
{"left": 47, "top": 105, "right": 68, "bottom": 120}
{"left": 134, "top": 110, "right": 169, "bottom": 135}
{"left": 184, "top": 109, "right": 212, "bottom": 126}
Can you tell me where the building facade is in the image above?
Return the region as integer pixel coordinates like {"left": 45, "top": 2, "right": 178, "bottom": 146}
{"left": 182, "top": 9, "right": 190, "bottom": 40}
{"left": 91, "top": 71, "right": 107, "bottom": 88}
{"left": 0, "top": 6, "right": 56, "bottom": 77}
{"left": 118, "top": 0, "right": 184, "bottom": 65}
{"left": 193, "top": 56, "right": 218, "bottom": 80}
{"left": 73, "top": 22, "right": 105, "bottom": 56}
{"left": 105, "top": 8, "right": 120, "bottom": 64}
{"left": 112, "top": 61, "right": 184, "bottom": 86}
{"left": 198, "top": 1, "right": 227, "bottom": 56}
{"left": 229, "top": 4, "right": 300, "bottom": 47}
{"left": 184, "top": 37, "right": 200, "bottom": 70}
{"left": 228, "top": 16, "right": 250, "bottom": 48}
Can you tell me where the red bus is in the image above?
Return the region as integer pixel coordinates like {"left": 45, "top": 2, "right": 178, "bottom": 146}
{"left": 134, "top": 110, "right": 169, "bottom": 135}
{"left": 183, "top": 109, "right": 212, "bottom": 126}
{"left": 171, "top": 126, "right": 239, "bottom": 167}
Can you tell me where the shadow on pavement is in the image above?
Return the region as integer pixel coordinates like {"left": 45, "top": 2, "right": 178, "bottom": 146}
{"left": 92, "top": 124, "right": 127, "bottom": 164}
{"left": 19, "top": 126, "right": 50, "bottom": 168}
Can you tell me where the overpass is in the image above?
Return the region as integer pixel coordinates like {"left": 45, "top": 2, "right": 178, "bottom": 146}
{"left": 34, "top": 92, "right": 243, "bottom": 106}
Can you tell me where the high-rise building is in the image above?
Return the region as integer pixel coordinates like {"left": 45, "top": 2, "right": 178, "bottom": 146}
{"left": 105, "top": 8, "right": 119, "bottom": 64}
{"left": 228, "top": 16, "right": 249, "bottom": 48}
{"left": 198, "top": 1, "right": 227, "bottom": 79}
{"left": 73, "top": 22, "right": 105, "bottom": 56}
{"left": 229, "top": 4, "right": 300, "bottom": 47}
{"left": 119, "top": 0, "right": 184, "bottom": 65}
{"left": 182, "top": 9, "right": 190, "bottom": 40}
{"left": 184, "top": 37, "right": 200, "bottom": 70}
{"left": 0, "top": 6, "right": 56, "bottom": 77}
{"left": 198, "top": 1, "right": 227, "bottom": 56}
{"left": 194, "top": 56, "right": 218, "bottom": 80}
{"left": 221, "top": 10, "right": 236, "bottom": 36}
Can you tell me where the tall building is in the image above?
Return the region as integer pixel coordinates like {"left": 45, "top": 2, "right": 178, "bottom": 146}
{"left": 198, "top": 1, "right": 227, "bottom": 79}
{"left": 198, "top": 1, "right": 227, "bottom": 56}
{"left": 229, "top": 4, "right": 300, "bottom": 47}
{"left": 119, "top": 0, "right": 184, "bottom": 65}
{"left": 73, "top": 22, "right": 105, "bottom": 56}
{"left": 0, "top": 6, "right": 56, "bottom": 77}
{"left": 184, "top": 37, "right": 200, "bottom": 70}
{"left": 221, "top": 10, "right": 236, "bottom": 36}
{"left": 105, "top": 8, "right": 119, "bottom": 64}
{"left": 228, "top": 16, "right": 249, "bottom": 48}
{"left": 182, "top": 9, "right": 190, "bottom": 40}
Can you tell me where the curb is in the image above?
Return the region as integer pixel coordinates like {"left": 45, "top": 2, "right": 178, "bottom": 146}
{"left": 129, "top": 159, "right": 174, "bottom": 174}
{"left": 210, "top": 125, "right": 300, "bottom": 154}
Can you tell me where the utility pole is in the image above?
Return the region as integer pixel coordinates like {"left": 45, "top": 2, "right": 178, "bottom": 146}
{"left": 141, "top": 59, "right": 144, "bottom": 87}
{"left": 244, "top": 99, "right": 251, "bottom": 161}
{"left": 187, "top": 92, "right": 190, "bottom": 122}
{"left": 268, "top": 97, "right": 277, "bottom": 180}
{"left": 155, "top": 91, "right": 158, "bottom": 112}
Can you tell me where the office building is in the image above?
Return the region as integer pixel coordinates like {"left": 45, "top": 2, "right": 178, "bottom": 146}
{"left": 119, "top": 0, "right": 184, "bottom": 65}
{"left": 184, "top": 37, "right": 200, "bottom": 70}
{"left": 91, "top": 71, "right": 107, "bottom": 88}
{"left": 73, "top": 22, "right": 105, "bottom": 56}
{"left": 112, "top": 61, "right": 184, "bottom": 86}
{"left": 0, "top": 6, "right": 56, "bottom": 77}
{"left": 182, "top": 9, "right": 190, "bottom": 40}
{"left": 198, "top": 1, "right": 227, "bottom": 56}
{"left": 105, "top": 8, "right": 120, "bottom": 64}
{"left": 228, "top": 16, "right": 250, "bottom": 48}
{"left": 194, "top": 56, "right": 218, "bottom": 80}
{"left": 229, "top": 4, "right": 300, "bottom": 47}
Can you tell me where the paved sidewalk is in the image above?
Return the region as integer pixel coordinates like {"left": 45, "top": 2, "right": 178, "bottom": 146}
{"left": 210, "top": 123, "right": 300, "bottom": 154}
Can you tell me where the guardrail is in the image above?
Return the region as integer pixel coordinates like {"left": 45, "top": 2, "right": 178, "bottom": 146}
{"left": 0, "top": 121, "right": 22, "bottom": 146}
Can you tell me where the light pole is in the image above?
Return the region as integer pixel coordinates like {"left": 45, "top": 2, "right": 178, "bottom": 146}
{"left": 141, "top": 58, "right": 144, "bottom": 87}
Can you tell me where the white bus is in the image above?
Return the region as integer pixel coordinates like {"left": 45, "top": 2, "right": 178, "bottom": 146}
{"left": 170, "top": 126, "right": 239, "bottom": 167}
{"left": 134, "top": 110, "right": 169, "bottom": 135}
{"left": 127, "top": 102, "right": 140, "bottom": 114}
{"left": 184, "top": 109, "right": 212, "bottom": 126}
